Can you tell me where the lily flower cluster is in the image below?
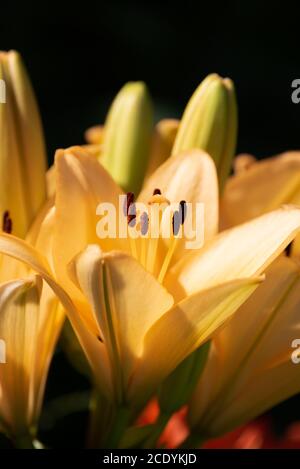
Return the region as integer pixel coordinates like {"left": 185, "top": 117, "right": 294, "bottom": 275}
{"left": 1, "top": 50, "right": 300, "bottom": 448}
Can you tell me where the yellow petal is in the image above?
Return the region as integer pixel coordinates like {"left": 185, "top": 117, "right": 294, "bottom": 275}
{"left": 0, "top": 233, "right": 113, "bottom": 400}
{"left": 31, "top": 281, "right": 64, "bottom": 425}
{"left": 166, "top": 206, "right": 300, "bottom": 301}
{"left": 189, "top": 256, "right": 300, "bottom": 437}
{"left": 221, "top": 151, "right": 300, "bottom": 228}
{"left": 139, "top": 149, "right": 219, "bottom": 244}
{"left": 53, "top": 146, "right": 128, "bottom": 301}
{"left": 46, "top": 165, "right": 56, "bottom": 199}
{"left": 68, "top": 246, "right": 173, "bottom": 387}
{"left": 129, "top": 276, "right": 261, "bottom": 408}
{"left": 0, "top": 50, "right": 47, "bottom": 237}
{"left": 0, "top": 277, "right": 40, "bottom": 435}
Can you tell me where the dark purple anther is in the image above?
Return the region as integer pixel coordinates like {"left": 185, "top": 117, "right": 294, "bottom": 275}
{"left": 179, "top": 200, "right": 187, "bottom": 225}
{"left": 2, "top": 211, "right": 12, "bottom": 234}
{"left": 140, "top": 212, "right": 149, "bottom": 236}
{"left": 153, "top": 188, "right": 161, "bottom": 195}
{"left": 172, "top": 210, "right": 180, "bottom": 236}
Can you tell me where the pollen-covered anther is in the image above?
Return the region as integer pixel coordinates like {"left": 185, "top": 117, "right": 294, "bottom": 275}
{"left": 153, "top": 188, "right": 161, "bottom": 195}
{"left": 140, "top": 212, "right": 149, "bottom": 236}
{"left": 124, "top": 192, "right": 136, "bottom": 226}
{"left": 2, "top": 211, "right": 12, "bottom": 234}
{"left": 172, "top": 200, "right": 187, "bottom": 236}
{"left": 179, "top": 200, "right": 187, "bottom": 224}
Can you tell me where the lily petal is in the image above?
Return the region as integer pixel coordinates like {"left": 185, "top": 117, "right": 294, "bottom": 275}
{"left": 0, "top": 277, "right": 40, "bottom": 435}
{"left": 53, "top": 146, "right": 128, "bottom": 301}
{"left": 189, "top": 256, "right": 300, "bottom": 437}
{"left": 222, "top": 152, "right": 300, "bottom": 228}
{"left": 166, "top": 207, "right": 300, "bottom": 301}
{"left": 129, "top": 276, "right": 261, "bottom": 408}
{"left": 68, "top": 246, "right": 174, "bottom": 384}
{"left": 139, "top": 149, "right": 218, "bottom": 244}
{"left": 0, "top": 233, "right": 113, "bottom": 400}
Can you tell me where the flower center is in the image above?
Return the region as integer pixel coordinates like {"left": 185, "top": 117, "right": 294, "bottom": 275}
{"left": 124, "top": 190, "right": 187, "bottom": 283}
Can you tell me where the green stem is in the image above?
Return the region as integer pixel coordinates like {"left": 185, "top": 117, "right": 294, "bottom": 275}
{"left": 87, "top": 391, "right": 114, "bottom": 448}
{"left": 142, "top": 412, "right": 171, "bottom": 449}
{"left": 105, "top": 406, "right": 131, "bottom": 448}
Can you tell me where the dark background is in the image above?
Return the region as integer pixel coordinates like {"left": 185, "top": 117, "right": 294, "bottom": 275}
{"left": 1, "top": 0, "right": 300, "bottom": 161}
{"left": 1, "top": 0, "right": 300, "bottom": 447}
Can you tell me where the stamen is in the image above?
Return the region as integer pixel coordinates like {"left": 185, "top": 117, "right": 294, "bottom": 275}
{"left": 158, "top": 201, "right": 187, "bottom": 283}
{"left": 146, "top": 193, "right": 170, "bottom": 275}
{"left": 172, "top": 200, "right": 187, "bottom": 236}
{"left": 140, "top": 212, "right": 149, "bottom": 236}
{"left": 158, "top": 238, "right": 178, "bottom": 284}
{"left": 172, "top": 210, "right": 180, "bottom": 236}
{"left": 124, "top": 192, "right": 136, "bottom": 226}
{"left": 148, "top": 193, "right": 169, "bottom": 205}
{"left": 140, "top": 212, "right": 149, "bottom": 267}
{"left": 97, "top": 335, "right": 104, "bottom": 343}
{"left": 123, "top": 192, "right": 134, "bottom": 216}
{"left": 128, "top": 205, "right": 136, "bottom": 227}
{"left": 123, "top": 192, "right": 138, "bottom": 259}
{"left": 2, "top": 211, "right": 12, "bottom": 234}
{"left": 179, "top": 200, "right": 187, "bottom": 224}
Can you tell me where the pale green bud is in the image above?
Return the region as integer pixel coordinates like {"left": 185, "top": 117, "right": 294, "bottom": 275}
{"left": 102, "top": 82, "right": 153, "bottom": 194}
{"left": 172, "top": 74, "right": 237, "bottom": 191}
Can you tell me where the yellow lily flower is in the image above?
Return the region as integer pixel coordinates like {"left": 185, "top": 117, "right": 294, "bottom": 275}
{"left": 0, "top": 209, "right": 64, "bottom": 444}
{"left": 188, "top": 255, "right": 300, "bottom": 440}
{"left": 0, "top": 146, "right": 299, "bottom": 418}
{"left": 0, "top": 50, "right": 63, "bottom": 440}
{"left": 0, "top": 50, "right": 47, "bottom": 237}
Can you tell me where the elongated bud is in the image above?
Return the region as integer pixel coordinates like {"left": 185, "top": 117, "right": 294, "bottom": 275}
{"left": 158, "top": 342, "right": 210, "bottom": 414}
{"left": 102, "top": 82, "right": 153, "bottom": 194}
{"left": 0, "top": 51, "right": 47, "bottom": 237}
{"left": 172, "top": 74, "right": 237, "bottom": 191}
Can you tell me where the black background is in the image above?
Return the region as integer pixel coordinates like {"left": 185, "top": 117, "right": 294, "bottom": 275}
{"left": 1, "top": 0, "right": 300, "bottom": 161}
{"left": 1, "top": 0, "right": 300, "bottom": 448}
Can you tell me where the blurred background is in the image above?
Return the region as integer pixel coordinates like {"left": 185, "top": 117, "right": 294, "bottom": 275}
{"left": 1, "top": 0, "right": 300, "bottom": 160}
{"left": 1, "top": 0, "right": 300, "bottom": 447}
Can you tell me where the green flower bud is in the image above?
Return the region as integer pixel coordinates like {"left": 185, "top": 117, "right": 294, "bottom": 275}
{"left": 102, "top": 82, "right": 153, "bottom": 194}
{"left": 172, "top": 74, "right": 237, "bottom": 191}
